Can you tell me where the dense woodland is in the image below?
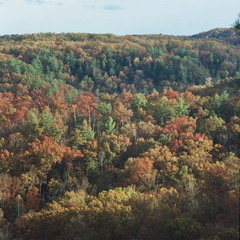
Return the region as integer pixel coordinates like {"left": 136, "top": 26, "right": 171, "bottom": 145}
{"left": 0, "top": 28, "right": 239, "bottom": 239}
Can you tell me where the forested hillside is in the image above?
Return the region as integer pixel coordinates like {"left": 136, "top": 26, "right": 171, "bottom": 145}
{"left": 0, "top": 29, "right": 239, "bottom": 240}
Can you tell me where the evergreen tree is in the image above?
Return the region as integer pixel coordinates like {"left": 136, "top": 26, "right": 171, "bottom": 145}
{"left": 176, "top": 95, "right": 189, "bottom": 116}
{"left": 233, "top": 13, "right": 240, "bottom": 30}
{"left": 104, "top": 117, "right": 116, "bottom": 135}
{"left": 80, "top": 119, "right": 95, "bottom": 141}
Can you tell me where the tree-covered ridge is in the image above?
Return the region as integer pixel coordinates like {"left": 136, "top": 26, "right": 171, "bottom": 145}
{"left": 191, "top": 28, "right": 240, "bottom": 45}
{"left": 0, "top": 28, "right": 239, "bottom": 95}
{"left": 0, "top": 30, "right": 239, "bottom": 239}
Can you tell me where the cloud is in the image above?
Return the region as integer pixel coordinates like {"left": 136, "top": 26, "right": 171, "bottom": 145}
{"left": 83, "top": 3, "right": 124, "bottom": 11}
{"left": 103, "top": 4, "right": 123, "bottom": 11}
{"left": 26, "top": 0, "right": 62, "bottom": 5}
{"left": 26, "top": 0, "right": 47, "bottom": 4}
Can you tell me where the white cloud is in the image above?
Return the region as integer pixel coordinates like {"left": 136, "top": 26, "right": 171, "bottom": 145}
{"left": 0, "top": 0, "right": 63, "bottom": 4}
{"left": 26, "top": 0, "right": 47, "bottom": 4}
{"left": 26, "top": 0, "right": 62, "bottom": 5}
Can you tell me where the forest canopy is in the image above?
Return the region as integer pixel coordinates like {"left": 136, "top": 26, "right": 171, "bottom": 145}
{"left": 0, "top": 28, "right": 239, "bottom": 240}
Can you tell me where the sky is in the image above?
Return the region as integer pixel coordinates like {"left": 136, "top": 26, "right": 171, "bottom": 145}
{"left": 0, "top": 0, "right": 239, "bottom": 36}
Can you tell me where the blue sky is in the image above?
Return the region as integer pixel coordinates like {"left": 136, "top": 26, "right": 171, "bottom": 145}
{"left": 0, "top": 0, "right": 239, "bottom": 36}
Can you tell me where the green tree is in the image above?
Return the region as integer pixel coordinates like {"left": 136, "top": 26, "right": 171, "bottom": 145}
{"left": 70, "top": 128, "right": 87, "bottom": 149}
{"left": 39, "top": 107, "right": 66, "bottom": 140}
{"left": 103, "top": 117, "right": 116, "bottom": 135}
{"left": 65, "top": 51, "right": 77, "bottom": 75}
{"left": 130, "top": 93, "right": 148, "bottom": 120}
{"left": 24, "top": 110, "right": 40, "bottom": 138}
{"left": 32, "top": 56, "right": 43, "bottom": 74}
{"left": 80, "top": 119, "right": 95, "bottom": 141}
{"left": 233, "top": 13, "right": 240, "bottom": 30}
{"left": 176, "top": 94, "right": 189, "bottom": 116}
{"left": 98, "top": 101, "right": 112, "bottom": 118}
{"left": 153, "top": 96, "right": 176, "bottom": 125}
{"left": 79, "top": 76, "right": 95, "bottom": 92}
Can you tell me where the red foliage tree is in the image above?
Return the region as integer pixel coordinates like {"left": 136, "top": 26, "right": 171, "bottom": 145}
{"left": 24, "top": 187, "right": 40, "bottom": 212}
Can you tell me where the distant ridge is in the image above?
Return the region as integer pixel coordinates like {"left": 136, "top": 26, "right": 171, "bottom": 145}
{"left": 191, "top": 28, "right": 240, "bottom": 45}
{"left": 1, "top": 28, "right": 239, "bottom": 45}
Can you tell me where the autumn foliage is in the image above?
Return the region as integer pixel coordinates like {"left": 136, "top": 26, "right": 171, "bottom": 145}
{"left": 0, "top": 31, "right": 239, "bottom": 240}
